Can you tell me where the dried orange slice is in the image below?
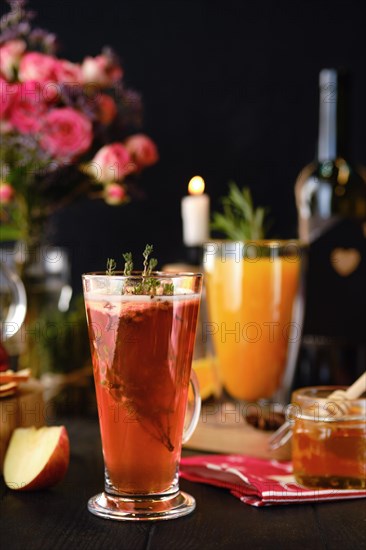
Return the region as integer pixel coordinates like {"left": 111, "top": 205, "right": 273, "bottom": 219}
{"left": 0, "top": 368, "right": 30, "bottom": 384}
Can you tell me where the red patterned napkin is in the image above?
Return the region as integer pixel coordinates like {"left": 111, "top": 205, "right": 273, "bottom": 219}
{"left": 180, "top": 455, "right": 366, "bottom": 507}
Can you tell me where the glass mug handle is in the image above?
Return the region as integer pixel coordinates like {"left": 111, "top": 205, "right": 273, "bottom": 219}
{"left": 182, "top": 368, "right": 201, "bottom": 444}
{"left": 0, "top": 262, "right": 27, "bottom": 341}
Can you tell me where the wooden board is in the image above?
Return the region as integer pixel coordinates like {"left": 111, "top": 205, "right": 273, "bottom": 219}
{"left": 0, "top": 378, "right": 45, "bottom": 471}
{"left": 184, "top": 401, "right": 291, "bottom": 461}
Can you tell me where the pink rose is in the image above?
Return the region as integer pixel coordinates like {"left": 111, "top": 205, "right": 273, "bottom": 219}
{"left": 0, "top": 78, "right": 16, "bottom": 120}
{"left": 18, "top": 52, "right": 57, "bottom": 83}
{"left": 0, "top": 182, "right": 15, "bottom": 204}
{"left": 0, "top": 40, "right": 26, "bottom": 80}
{"left": 97, "top": 93, "right": 117, "bottom": 125}
{"left": 9, "top": 81, "right": 48, "bottom": 133}
{"left": 54, "top": 59, "right": 83, "bottom": 84}
{"left": 104, "top": 183, "right": 127, "bottom": 205}
{"left": 87, "top": 143, "right": 134, "bottom": 183}
{"left": 40, "top": 107, "right": 92, "bottom": 160}
{"left": 124, "top": 134, "right": 159, "bottom": 169}
{"left": 81, "top": 55, "right": 123, "bottom": 87}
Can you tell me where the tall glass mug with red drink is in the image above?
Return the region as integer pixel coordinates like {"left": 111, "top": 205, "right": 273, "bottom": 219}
{"left": 82, "top": 271, "right": 202, "bottom": 521}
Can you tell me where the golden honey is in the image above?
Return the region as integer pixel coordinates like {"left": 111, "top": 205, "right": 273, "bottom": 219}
{"left": 291, "top": 387, "right": 366, "bottom": 489}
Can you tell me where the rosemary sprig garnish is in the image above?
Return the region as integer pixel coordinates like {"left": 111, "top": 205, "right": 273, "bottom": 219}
{"left": 211, "top": 182, "right": 268, "bottom": 240}
{"left": 106, "top": 258, "right": 116, "bottom": 275}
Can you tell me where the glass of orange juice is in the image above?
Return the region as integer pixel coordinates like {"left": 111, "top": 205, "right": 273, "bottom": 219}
{"left": 82, "top": 271, "right": 202, "bottom": 521}
{"left": 203, "top": 240, "right": 304, "bottom": 403}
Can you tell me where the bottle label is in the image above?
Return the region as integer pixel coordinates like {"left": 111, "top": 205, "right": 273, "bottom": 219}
{"left": 303, "top": 218, "right": 366, "bottom": 343}
{"left": 330, "top": 247, "right": 361, "bottom": 276}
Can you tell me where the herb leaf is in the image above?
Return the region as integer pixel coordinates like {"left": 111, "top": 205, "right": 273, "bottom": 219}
{"left": 211, "top": 182, "right": 268, "bottom": 240}
{"left": 163, "top": 283, "right": 174, "bottom": 295}
{"left": 122, "top": 252, "right": 133, "bottom": 276}
{"left": 148, "top": 257, "right": 158, "bottom": 273}
{"left": 105, "top": 245, "right": 174, "bottom": 296}
{"left": 142, "top": 244, "right": 155, "bottom": 276}
{"left": 106, "top": 258, "right": 116, "bottom": 276}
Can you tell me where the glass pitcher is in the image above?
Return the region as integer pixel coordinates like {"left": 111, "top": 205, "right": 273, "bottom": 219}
{"left": 0, "top": 260, "right": 27, "bottom": 367}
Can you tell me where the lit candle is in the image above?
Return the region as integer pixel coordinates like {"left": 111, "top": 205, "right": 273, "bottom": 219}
{"left": 181, "top": 176, "right": 210, "bottom": 246}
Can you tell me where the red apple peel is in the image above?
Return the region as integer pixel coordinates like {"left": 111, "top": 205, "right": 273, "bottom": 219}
{"left": 4, "top": 426, "right": 70, "bottom": 491}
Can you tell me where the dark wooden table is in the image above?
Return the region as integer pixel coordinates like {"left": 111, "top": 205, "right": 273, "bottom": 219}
{"left": 1, "top": 417, "right": 365, "bottom": 550}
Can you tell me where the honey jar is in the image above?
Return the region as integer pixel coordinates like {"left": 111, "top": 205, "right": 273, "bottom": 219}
{"left": 290, "top": 387, "right": 366, "bottom": 489}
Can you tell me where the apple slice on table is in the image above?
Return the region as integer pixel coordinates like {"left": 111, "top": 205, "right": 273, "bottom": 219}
{"left": 4, "top": 426, "right": 70, "bottom": 491}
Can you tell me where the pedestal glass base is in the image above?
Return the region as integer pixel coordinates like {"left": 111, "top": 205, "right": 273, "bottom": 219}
{"left": 87, "top": 490, "right": 196, "bottom": 521}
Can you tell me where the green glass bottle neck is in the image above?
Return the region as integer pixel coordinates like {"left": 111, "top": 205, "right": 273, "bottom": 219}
{"left": 318, "top": 69, "right": 338, "bottom": 162}
{"left": 317, "top": 69, "right": 350, "bottom": 163}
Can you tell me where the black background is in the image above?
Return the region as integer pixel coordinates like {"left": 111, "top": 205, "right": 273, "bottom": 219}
{"left": 3, "top": 0, "right": 366, "bottom": 288}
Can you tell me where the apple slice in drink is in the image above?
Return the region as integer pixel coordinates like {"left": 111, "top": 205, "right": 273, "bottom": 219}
{"left": 4, "top": 426, "right": 70, "bottom": 491}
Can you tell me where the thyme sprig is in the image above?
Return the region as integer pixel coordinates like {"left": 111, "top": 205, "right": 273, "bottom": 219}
{"left": 105, "top": 245, "right": 174, "bottom": 296}
{"left": 133, "top": 244, "right": 159, "bottom": 295}
{"left": 123, "top": 252, "right": 133, "bottom": 276}
{"left": 106, "top": 258, "right": 116, "bottom": 276}
{"left": 163, "top": 283, "right": 174, "bottom": 295}
{"left": 142, "top": 244, "right": 157, "bottom": 276}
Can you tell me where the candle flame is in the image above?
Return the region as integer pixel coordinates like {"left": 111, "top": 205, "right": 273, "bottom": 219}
{"left": 188, "top": 176, "right": 205, "bottom": 195}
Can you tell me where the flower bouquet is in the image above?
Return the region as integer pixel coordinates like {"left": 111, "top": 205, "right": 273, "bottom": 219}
{"left": 0, "top": 1, "right": 158, "bottom": 383}
{"left": 0, "top": 0, "right": 158, "bottom": 246}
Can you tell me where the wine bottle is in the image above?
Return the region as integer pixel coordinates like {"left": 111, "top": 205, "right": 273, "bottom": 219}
{"left": 294, "top": 68, "right": 366, "bottom": 387}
